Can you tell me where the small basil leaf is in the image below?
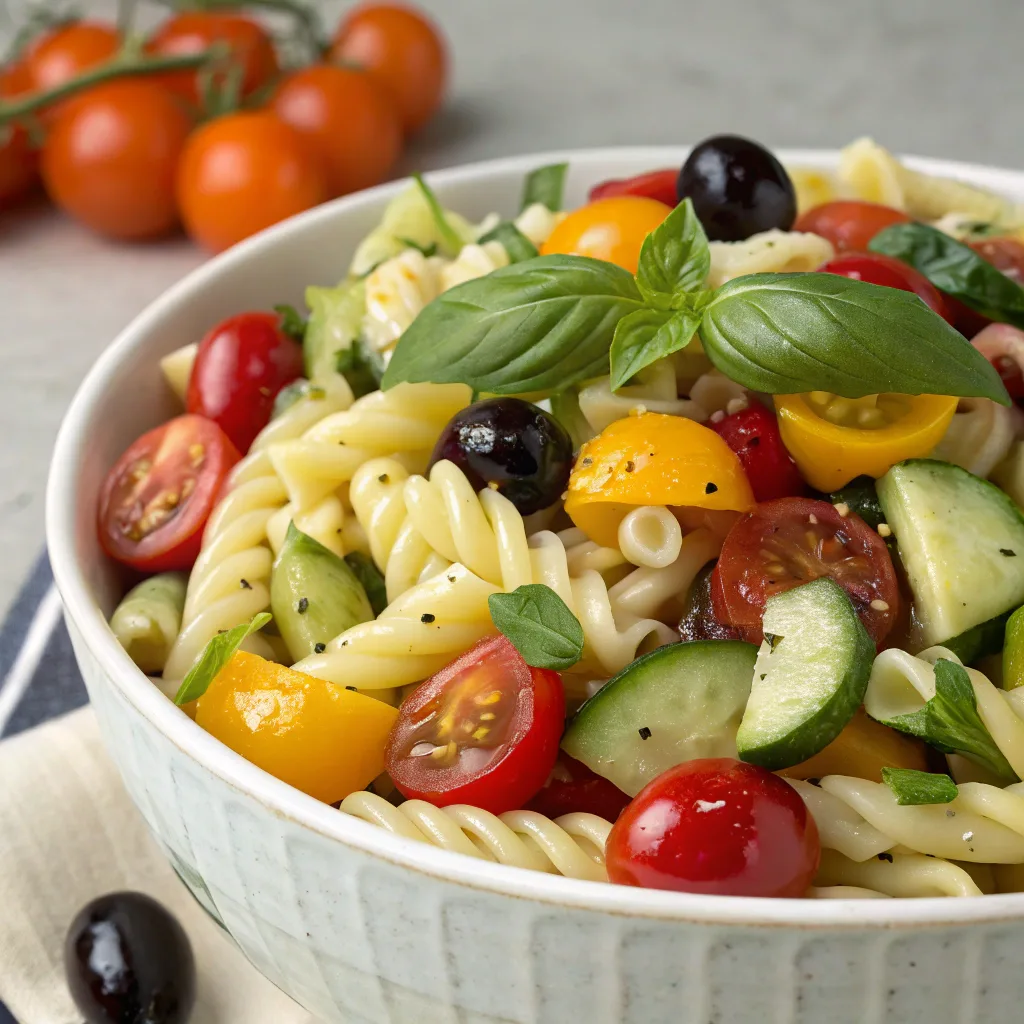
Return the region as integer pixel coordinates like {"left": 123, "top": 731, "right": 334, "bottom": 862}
{"left": 609, "top": 307, "right": 700, "bottom": 391}
{"left": 396, "top": 236, "right": 438, "bottom": 258}
{"left": 274, "top": 303, "right": 307, "bottom": 342}
{"left": 699, "top": 272, "right": 1009, "bottom": 404}
{"left": 412, "top": 173, "right": 464, "bottom": 255}
{"left": 870, "top": 222, "right": 1024, "bottom": 328}
{"left": 344, "top": 552, "right": 388, "bottom": 617}
{"left": 881, "top": 767, "right": 958, "bottom": 806}
{"left": 488, "top": 583, "right": 584, "bottom": 669}
{"left": 335, "top": 338, "right": 384, "bottom": 398}
{"left": 273, "top": 378, "right": 327, "bottom": 419}
{"left": 521, "top": 162, "right": 568, "bottom": 212}
{"left": 382, "top": 254, "right": 644, "bottom": 396}
{"left": 478, "top": 221, "right": 540, "bottom": 263}
{"left": 174, "top": 612, "right": 272, "bottom": 706}
{"left": 636, "top": 198, "right": 710, "bottom": 302}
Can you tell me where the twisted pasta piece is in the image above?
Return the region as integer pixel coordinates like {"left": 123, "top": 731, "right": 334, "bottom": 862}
{"left": 934, "top": 398, "right": 1023, "bottom": 479}
{"left": 577, "top": 359, "right": 703, "bottom": 435}
{"left": 785, "top": 165, "right": 837, "bottom": 214}
{"left": 706, "top": 230, "right": 834, "bottom": 288}
{"left": 339, "top": 791, "right": 611, "bottom": 881}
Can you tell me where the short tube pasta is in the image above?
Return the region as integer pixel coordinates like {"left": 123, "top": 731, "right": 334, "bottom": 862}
{"left": 617, "top": 506, "right": 683, "bottom": 568}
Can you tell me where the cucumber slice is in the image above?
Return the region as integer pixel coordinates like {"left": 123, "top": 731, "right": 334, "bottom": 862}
{"left": 736, "top": 577, "right": 874, "bottom": 770}
{"left": 942, "top": 611, "right": 1012, "bottom": 665}
{"left": 561, "top": 640, "right": 757, "bottom": 797}
{"left": 1003, "top": 604, "right": 1024, "bottom": 689}
{"left": 877, "top": 459, "right": 1024, "bottom": 647}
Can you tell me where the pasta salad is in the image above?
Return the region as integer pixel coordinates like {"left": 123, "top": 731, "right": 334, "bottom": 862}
{"left": 100, "top": 134, "right": 1024, "bottom": 900}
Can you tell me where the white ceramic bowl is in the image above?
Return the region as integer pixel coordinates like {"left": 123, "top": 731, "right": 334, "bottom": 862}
{"left": 47, "top": 148, "right": 1024, "bottom": 1024}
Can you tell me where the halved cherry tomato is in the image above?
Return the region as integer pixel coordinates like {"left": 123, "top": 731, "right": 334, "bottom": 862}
{"left": 708, "top": 403, "right": 805, "bottom": 502}
{"left": 795, "top": 200, "right": 911, "bottom": 252}
{"left": 24, "top": 21, "right": 120, "bottom": 95}
{"left": 541, "top": 196, "right": 672, "bottom": 274}
{"left": 606, "top": 758, "right": 820, "bottom": 897}
{"left": 98, "top": 415, "right": 240, "bottom": 572}
{"left": 186, "top": 311, "right": 304, "bottom": 453}
{"left": 526, "top": 753, "right": 631, "bottom": 821}
{"left": 588, "top": 169, "right": 678, "bottom": 207}
{"left": 711, "top": 496, "right": 899, "bottom": 646}
{"left": 385, "top": 635, "right": 565, "bottom": 814}
{"left": 819, "top": 251, "right": 952, "bottom": 323}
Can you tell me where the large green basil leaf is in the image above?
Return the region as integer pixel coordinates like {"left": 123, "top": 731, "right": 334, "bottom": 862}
{"left": 381, "top": 255, "right": 644, "bottom": 395}
{"left": 609, "top": 307, "right": 700, "bottom": 391}
{"left": 870, "top": 222, "right": 1024, "bottom": 328}
{"left": 636, "top": 198, "right": 710, "bottom": 303}
{"left": 698, "top": 272, "right": 1009, "bottom": 403}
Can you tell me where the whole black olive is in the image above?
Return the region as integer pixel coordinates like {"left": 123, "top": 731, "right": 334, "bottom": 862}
{"left": 65, "top": 892, "right": 196, "bottom": 1024}
{"left": 676, "top": 135, "right": 797, "bottom": 241}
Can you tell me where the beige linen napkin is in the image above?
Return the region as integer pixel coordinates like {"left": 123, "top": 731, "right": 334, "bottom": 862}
{"left": 0, "top": 707, "right": 319, "bottom": 1024}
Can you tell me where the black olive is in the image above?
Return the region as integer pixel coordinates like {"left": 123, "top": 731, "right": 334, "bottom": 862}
{"left": 65, "top": 892, "right": 195, "bottom": 1024}
{"left": 676, "top": 135, "right": 797, "bottom": 241}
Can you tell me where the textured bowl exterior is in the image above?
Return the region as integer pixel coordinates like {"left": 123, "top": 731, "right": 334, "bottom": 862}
{"left": 49, "top": 148, "right": 1024, "bottom": 1023}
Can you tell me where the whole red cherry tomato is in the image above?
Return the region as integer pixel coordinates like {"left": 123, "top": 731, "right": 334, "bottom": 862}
{"left": 186, "top": 311, "right": 305, "bottom": 453}
{"left": 0, "top": 63, "right": 37, "bottom": 207}
{"left": 819, "top": 251, "right": 952, "bottom": 323}
{"left": 708, "top": 403, "right": 805, "bottom": 502}
{"left": 24, "top": 21, "right": 120, "bottom": 94}
{"left": 795, "top": 200, "right": 911, "bottom": 252}
{"left": 606, "top": 758, "right": 820, "bottom": 897}
{"left": 526, "top": 753, "right": 631, "bottom": 821}
{"left": 589, "top": 169, "right": 679, "bottom": 207}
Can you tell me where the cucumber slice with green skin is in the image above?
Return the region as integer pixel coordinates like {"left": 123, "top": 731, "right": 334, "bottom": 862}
{"left": 560, "top": 640, "right": 757, "bottom": 797}
{"left": 877, "top": 459, "right": 1024, "bottom": 648}
{"left": 828, "top": 475, "right": 886, "bottom": 530}
{"left": 1003, "top": 605, "right": 1024, "bottom": 689}
{"left": 942, "top": 611, "right": 1012, "bottom": 666}
{"left": 736, "top": 577, "right": 875, "bottom": 770}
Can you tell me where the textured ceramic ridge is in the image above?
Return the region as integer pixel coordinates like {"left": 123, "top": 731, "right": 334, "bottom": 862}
{"left": 47, "top": 148, "right": 1024, "bottom": 1023}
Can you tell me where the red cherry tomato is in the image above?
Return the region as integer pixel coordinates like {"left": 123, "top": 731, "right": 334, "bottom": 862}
{"left": 708, "top": 403, "right": 805, "bottom": 502}
{"left": 606, "top": 758, "right": 820, "bottom": 897}
{"left": 385, "top": 635, "right": 565, "bottom": 814}
{"left": 711, "top": 496, "right": 899, "bottom": 646}
{"left": 526, "top": 753, "right": 631, "bottom": 821}
{"left": 819, "top": 251, "right": 952, "bottom": 323}
{"left": 588, "top": 169, "right": 679, "bottom": 208}
{"left": 98, "top": 415, "right": 240, "bottom": 572}
{"left": 185, "top": 312, "right": 304, "bottom": 454}
{"left": 0, "top": 63, "right": 37, "bottom": 208}
{"left": 795, "top": 200, "right": 911, "bottom": 252}
{"left": 24, "top": 21, "right": 120, "bottom": 94}
{"left": 947, "top": 237, "right": 1024, "bottom": 338}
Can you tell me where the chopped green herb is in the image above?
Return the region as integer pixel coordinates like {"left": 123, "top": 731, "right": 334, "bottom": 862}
{"left": 274, "top": 303, "right": 307, "bottom": 342}
{"left": 174, "top": 612, "right": 271, "bottom": 706}
{"left": 488, "top": 583, "right": 584, "bottom": 670}
{"left": 881, "top": 767, "right": 959, "bottom": 805}
{"left": 521, "top": 162, "right": 568, "bottom": 212}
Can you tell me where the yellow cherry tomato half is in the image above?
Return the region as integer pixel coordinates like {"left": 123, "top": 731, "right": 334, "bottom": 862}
{"left": 773, "top": 392, "right": 958, "bottom": 492}
{"left": 195, "top": 650, "right": 398, "bottom": 803}
{"left": 565, "top": 412, "right": 755, "bottom": 548}
{"left": 540, "top": 195, "right": 672, "bottom": 273}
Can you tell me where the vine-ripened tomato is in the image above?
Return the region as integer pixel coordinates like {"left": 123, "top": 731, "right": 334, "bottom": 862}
{"left": 271, "top": 64, "right": 401, "bottom": 198}
{"left": 708, "top": 403, "right": 805, "bottom": 502}
{"left": 526, "top": 753, "right": 631, "bottom": 821}
{"left": 146, "top": 12, "right": 279, "bottom": 105}
{"left": 588, "top": 169, "right": 679, "bottom": 207}
{"left": 329, "top": 2, "right": 447, "bottom": 135}
{"left": 606, "top": 758, "right": 820, "bottom": 897}
{"left": 795, "top": 200, "right": 911, "bottom": 252}
{"left": 41, "top": 79, "right": 192, "bottom": 240}
{"left": 541, "top": 196, "right": 673, "bottom": 274}
{"left": 385, "top": 635, "right": 565, "bottom": 814}
{"left": 0, "top": 64, "right": 37, "bottom": 207}
{"left": 176, "top": 111, "right": 327, "bottom": 253}
{"left": 98, "top": 415, "right": 240, "bottom": 572}
{"left": 819, "top": 251, "right": 952, "bottom": 322}
{"left": 186, "top": 311, "right": 304, "bottom": 453}
{"left": 711, "top": 496, "right": 899, "bottom": 646}
{"left": 24, "top": 21, "right": 120, "bottom": 95}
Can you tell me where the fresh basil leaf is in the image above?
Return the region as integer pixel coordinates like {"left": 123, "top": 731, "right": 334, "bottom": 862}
{"left": 174, "top": 612, "right": 272, "bottom": 706}
{"left": 870, "top": 222, "right": 1024, "bottom": 329}
{"left": 699, "top": 272, "right": 1009, "bottom": 404}
{"left": 881, "top": 767, "right": 958, "bottom": 806}
{"left": 382, "top": 254, "right": 644, "bottom": 395}
{"left": 412, "top": 173, "right": 464, "bottom": 255}
{"left": 882, "top": 659, "right": 1018, "bottom": 782}
{"left": 478, "top": 221, "right": 540, "bottom": 263}
{"left": 397, "top": 236, "right": 438, "bottom": 258}
{"left": 488, "top": 584, "right": 584, "bottom": 669}
{"left": 273, "top": 378, "right": 327, "bottom": 419}
{"left": 609, "top": 307, "right": 700, "bottom": 391}
{"left": 636, "top": 198, "right": 710, "bottom": 303}
{"left": 522, "top": 163, "right": 568, "bottom": 212}
{"left": 274, "top": 303, "right": 307, "bottom": 342}
{"left": 344, "top": 552, "right": 387, "bottom": 618}
{"left": 335, "top": 338, "right": 384, "bottom": 398}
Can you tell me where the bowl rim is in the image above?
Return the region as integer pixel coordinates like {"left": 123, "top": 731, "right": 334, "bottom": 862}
{"left": 46, "top": 144, "right": 1024, "bottom": 929}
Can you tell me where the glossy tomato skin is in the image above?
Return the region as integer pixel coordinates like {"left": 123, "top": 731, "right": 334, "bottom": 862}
{"left": 186, "top": 312, "right": 304, "bottom": 453}
{"left": 819, "top": 251, "right": 952, "bottom": 323}
{"left": 606, "top": 759, "right": 820, "bottom": 897}
{"left": 176, "top": 111, "right": 327, "bottom": 253}
{"left": 526, "top": 753, "right": 631, "bottom": 821}
{"left": 948, "top": 238, "right": 1024, "bottom": 338}
{"left": 41, "top": 80, "right": 192, "bottom": 240}
{"left": 271, "top": 64, "right": 401, "bottom": 198}
{"left": 385, "top": 635, "right": 565, "bottom": 815}
{"left": 98, "top": 415, "right": 240, "bottom": 573}
{"left": 708, "top": 404, "right": 805, "bottom": 502}
{"left": 24, "top": 21, "right": 120, "bottom": 94}
{"left": 0, "top": 64, "right": 38, "bottom": 207}
{"left": 330, "top": 3, "right": 447, "bottom": 135}
{"left": 711, "top": 496, "right": 899, "bottom": 646}
{"left": 795, "top": 200, "right": 911, "bottom": 252}
{"left": 589, "top": 169, "right": 679, "bottom": 207}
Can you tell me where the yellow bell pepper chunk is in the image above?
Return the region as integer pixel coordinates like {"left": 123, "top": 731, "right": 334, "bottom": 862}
{"left": 774, "top": 392, "right": 958, "bottom": 492}
{"left": 565, "top": 412, "right": 754, "bottom": 548}
{"left": 195, "top": 650, "right": 399, "bottom": 804}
